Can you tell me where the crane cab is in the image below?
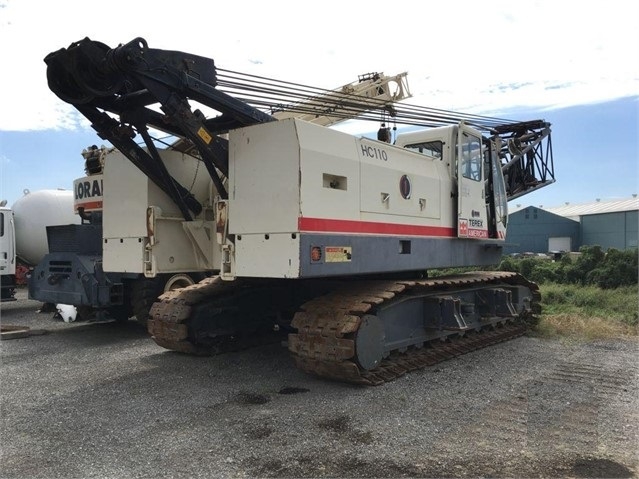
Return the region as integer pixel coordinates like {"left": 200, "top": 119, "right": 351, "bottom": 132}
{"left": 395, "top": 123, "right": 508, "bottom": 241}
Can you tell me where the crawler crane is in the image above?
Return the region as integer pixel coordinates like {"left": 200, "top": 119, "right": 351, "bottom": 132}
{"left": 43, "top": 37, "right": 554, "bottom": 384}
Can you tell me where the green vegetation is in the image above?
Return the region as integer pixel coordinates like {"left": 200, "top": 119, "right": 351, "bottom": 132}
{"left": 535, "top": 283, "right": 638, "bottom": 339}
{"left": 498, "top": 245, "right": 638, "bottom": 289}
{"left": 496, "top": 245, "right": 638, "bottom": 339}
{"left": 540, "top": 283, "right": 637, "bottom": 321}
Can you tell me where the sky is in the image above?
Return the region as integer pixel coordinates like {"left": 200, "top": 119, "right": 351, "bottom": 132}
{"left": 0, "top": 0, "right": 637, "bottom": 209}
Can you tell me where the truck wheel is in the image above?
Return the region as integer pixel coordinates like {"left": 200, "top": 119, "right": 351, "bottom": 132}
{"left": 131, "top": 274, "right": 200, "bottom": 326}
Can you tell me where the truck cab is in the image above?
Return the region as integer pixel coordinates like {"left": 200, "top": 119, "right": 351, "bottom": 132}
{"left": 0, "top": 205, "right": 17, "bottom": 301}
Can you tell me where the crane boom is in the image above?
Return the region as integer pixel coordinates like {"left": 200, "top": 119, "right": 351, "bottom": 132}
{"left": 490, "top": 120, "right": 554, "bottom": 200}
{"left": 271, "top": 72, "right": 411, "bottom": 127}
{"left": 171, "top": 71, "right": 412, "bottom": 155}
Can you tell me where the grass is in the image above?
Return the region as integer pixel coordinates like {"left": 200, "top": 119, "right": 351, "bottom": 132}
{"left": 534, "top": 283, "right": 638, "bottom": 340}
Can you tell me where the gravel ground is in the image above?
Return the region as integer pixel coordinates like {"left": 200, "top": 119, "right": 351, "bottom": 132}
{"left": 1, "top": 289, "right": 638, "bottom": 478}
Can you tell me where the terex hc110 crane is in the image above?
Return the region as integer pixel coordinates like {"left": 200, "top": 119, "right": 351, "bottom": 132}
{"left": 43, "top": 37, "right": 554, "bottom": 384}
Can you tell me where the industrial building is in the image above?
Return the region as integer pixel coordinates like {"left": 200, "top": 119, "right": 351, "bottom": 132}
{"left": 504, "top": 196, "right": 639, "bottom": 254}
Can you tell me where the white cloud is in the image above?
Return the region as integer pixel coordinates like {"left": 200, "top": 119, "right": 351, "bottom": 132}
{"left": 0, "top": 0, "right": 637, "bottom": 131}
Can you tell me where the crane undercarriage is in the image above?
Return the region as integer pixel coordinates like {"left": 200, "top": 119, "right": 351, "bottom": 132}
{"left": 149, "top": 271, "right": 539, "bottom": 385}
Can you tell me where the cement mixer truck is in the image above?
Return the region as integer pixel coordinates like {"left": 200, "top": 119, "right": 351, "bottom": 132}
{"left": 13, "top": 189, "right": 80, "bottom": 267}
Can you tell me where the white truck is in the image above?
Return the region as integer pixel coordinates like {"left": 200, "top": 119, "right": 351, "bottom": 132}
{"left": 0, "top": 202, "right": 16, "bottom": 301}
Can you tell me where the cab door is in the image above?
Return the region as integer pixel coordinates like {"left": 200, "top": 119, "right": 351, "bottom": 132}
{"left": 456, "top": 126, "right": 489, "bottom": 239}
{"left": 487, "top": 137, "right": 508, "bottom": 240}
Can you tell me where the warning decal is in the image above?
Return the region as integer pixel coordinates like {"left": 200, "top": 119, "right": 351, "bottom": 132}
{"left": 325, "top": 246, "right": 352, "bottom": 263}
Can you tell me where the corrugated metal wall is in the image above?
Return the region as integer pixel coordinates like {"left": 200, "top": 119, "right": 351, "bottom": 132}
{"left": 581, "top": 211, "right": 638, "bottom": 250}
{"left": 504, "top": 207, "right": 579, "bottom": 254}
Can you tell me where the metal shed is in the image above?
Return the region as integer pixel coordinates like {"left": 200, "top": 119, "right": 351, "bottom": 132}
{"left": 504, "top": 207, "right": 579, "bottom": 255}
{"left": 505, "top": 196, "right": 638, "bottom": 253}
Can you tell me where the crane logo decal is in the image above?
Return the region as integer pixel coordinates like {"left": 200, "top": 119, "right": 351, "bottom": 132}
{"left": 459, "top": 218, "right": 488, "bottom": 238}
{"left": 459, "top": 219, "right": 469, "bottom": 237}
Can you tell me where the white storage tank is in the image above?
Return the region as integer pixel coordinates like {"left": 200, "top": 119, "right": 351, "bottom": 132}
{"left": 12, "top": 189, "right": 81, "bottom": 266}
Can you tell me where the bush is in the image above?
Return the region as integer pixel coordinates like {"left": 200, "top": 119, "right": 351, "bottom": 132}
{"left": 497, "top": 256, "right": 518, "bottom": 273}
{"left": 500, "top": 246, "right": 638, "bottom": 288}
{"left": 528, "top": 261, "right": 560, "bottom": 284}
{"left": 564, "top": 245, "right": 605, "bottom": 285}
{"left": 569, "top": 246, "right": 638, "bottom": 288}
{"left": 586, "top": 248, "right": 639, "bottom": 289}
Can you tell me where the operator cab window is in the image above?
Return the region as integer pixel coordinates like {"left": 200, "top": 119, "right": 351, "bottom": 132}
{"left": 0, "top": 212, "right": 4, "bottom": 237}
{"left": 404, "top": 140, "right": 443, "bottom": 159}
{"left": 460, "top": 132, "right": 482, "bottom": 181}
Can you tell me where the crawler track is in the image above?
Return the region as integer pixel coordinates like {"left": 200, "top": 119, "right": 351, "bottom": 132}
{"left": 291, "top": 320, "right": 526, "bottom": 385}
{"left": 148, "top": 277, "right": 283, "bottom": 355}
{"left": 148, "top": 272, "right": 539, "bottom": 385}
{"left": 288, "top": 271, "right": 539, "bottom": 385}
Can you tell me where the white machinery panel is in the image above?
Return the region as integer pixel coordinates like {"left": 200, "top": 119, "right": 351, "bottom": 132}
{"left": 103, "top": 237, "right": 145, "bottom": 273}
{"left": 230, "top": 119, "right": 365, "bottom": 236}
{"left": 296, "top": 120, "right": 361, "bottom": 221}
{"left": 103, "top": 149, "right": 217, "bottom": 275}
{"left": 234, "top": 233, "right": 300, "bottom": 278}
{"left": 229, "top": 120, "right": 301, "bottom": 234}
{"left": 103, "top": 154, "right": 148, "bottom": 238}
{"left": 229, "top": 119, "right": 460, "bottom": 252}
{"left": 358, "top": 139, "right": 442, "bottom": 220}
{"left": 147, "top": 217, "right": 216, "bottom": 275}
{"left": 103, "top": 149, "right": 212, "bottom": 237}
